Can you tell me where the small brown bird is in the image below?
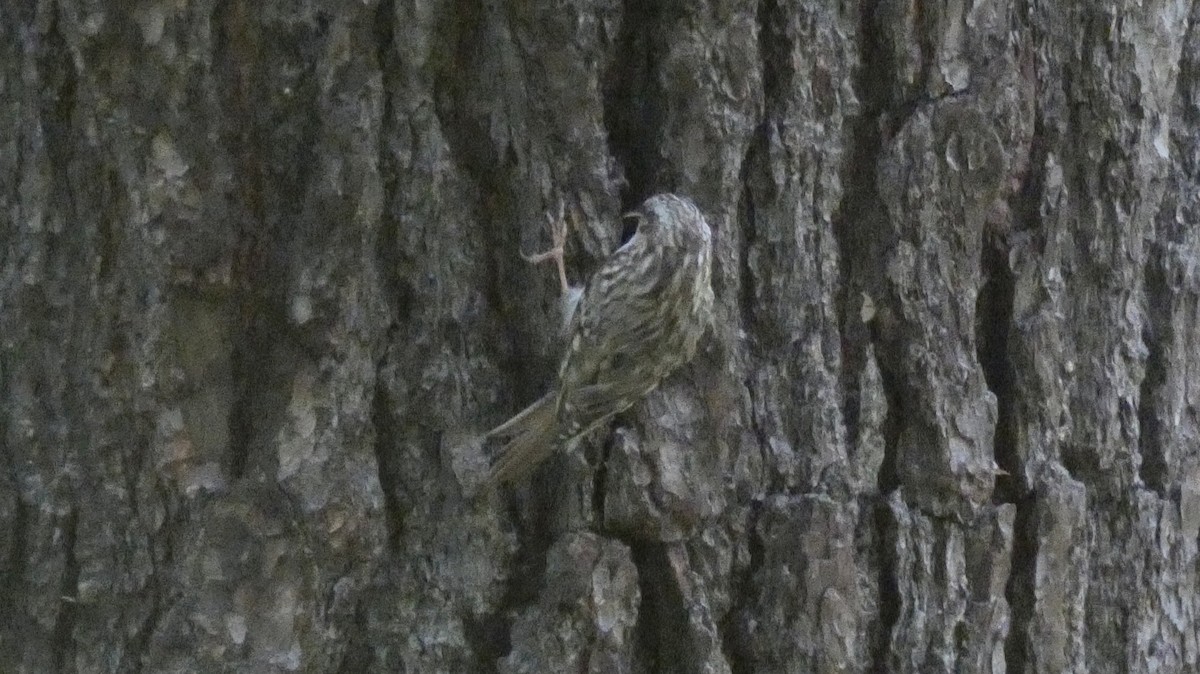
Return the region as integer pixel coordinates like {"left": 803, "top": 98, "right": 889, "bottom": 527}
{"left": 483, "top": 193, "right": 714, "bottom": 488}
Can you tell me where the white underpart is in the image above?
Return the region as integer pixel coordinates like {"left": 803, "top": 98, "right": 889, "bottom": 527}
{"left": 560, "top": 285, "right": 584, "bottom": 333}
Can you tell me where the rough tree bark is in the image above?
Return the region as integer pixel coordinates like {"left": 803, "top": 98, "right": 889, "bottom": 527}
{"left": 2, "top": 1, "right": 1198, "bottom": 672}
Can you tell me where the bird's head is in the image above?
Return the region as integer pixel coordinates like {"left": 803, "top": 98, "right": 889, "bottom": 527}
{"left": 621, "top": 193, "right": 710, "bottom": 250}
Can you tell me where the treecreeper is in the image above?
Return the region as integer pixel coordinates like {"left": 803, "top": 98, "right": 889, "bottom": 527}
{"left": 482, "top": 193, "right": 715, "bottom": 490}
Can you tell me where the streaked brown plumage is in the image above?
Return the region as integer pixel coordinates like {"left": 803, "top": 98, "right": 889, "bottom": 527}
{"left": 483, "top": 193, "right": 714, "bottom": 488}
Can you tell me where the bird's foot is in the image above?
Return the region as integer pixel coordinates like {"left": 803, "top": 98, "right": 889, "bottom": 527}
{"left": 521, "top": 199, "right": 571, "bottom": 295}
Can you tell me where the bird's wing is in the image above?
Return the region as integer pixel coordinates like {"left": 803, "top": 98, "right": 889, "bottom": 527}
{"left": 558, "top": 378, "right": 657, "bottom": 439}
{"left": 551, "top": 243, "right": 673, "bottom": 439}
{"left": 556, "top": 248, "right": 652, "bottom": 393}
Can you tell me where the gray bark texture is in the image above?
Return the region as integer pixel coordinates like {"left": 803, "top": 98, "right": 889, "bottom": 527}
{"left": 2, "top": 0, "right": 1199, "bottom": 672}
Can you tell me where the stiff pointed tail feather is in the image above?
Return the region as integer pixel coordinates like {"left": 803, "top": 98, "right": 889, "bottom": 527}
{"left": 482, "top": 393, "right": 560, "bottom": 489}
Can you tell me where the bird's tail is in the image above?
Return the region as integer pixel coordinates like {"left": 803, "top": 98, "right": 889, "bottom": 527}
{"left": 482, "top": 393, "right": 559, "bottom": 489}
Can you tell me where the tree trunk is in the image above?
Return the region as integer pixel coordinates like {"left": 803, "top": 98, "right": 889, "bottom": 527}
{"left": 3, "top": 1, "right": 1198, "bottom": 672}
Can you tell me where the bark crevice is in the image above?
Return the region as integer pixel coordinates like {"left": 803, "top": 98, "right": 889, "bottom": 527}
{"left": 51, "top": 508, "right": 80, "bottom": 672}
{"left": 839, "top": 0, "right": 896, "bottom": 495}
{"left": 1, "top": 493, "right": 28, "bottom": 640}
{"left": 1003, "top": 493, "right": 1038, "bottom": 672}
{"left": 601, "top": 0, "right": 665, "bottom": 203}
{"left": 129, "top": 587, "right": 164, "bottom": 674}
{"left": 36, "top": 1, "right": 77, "bottom": 195}
{"left": 870, "top": 501, "right": 900, "bottom": 674}
{"left": 1137, "top": 252, "right": 1168, "bottom": 496}
{"left": 735, "top": 137, "right": 773, "bottom": 491}
{"left": 370, "top": 370, "right": 403, "bottom": 552}
{"left": 631, "top": 541, "right": 691, "bottom": 674}
{"left": 976, "top": 235, "right": 1018, "bottom": 503}
{"left": 844, "top": 11, "right": 904, "bottom": 668}
{"left": 463, "top": 610, "right": 508, "bottom": 673}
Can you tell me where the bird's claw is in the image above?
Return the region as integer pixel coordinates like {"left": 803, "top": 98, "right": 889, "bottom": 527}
{"left": 521, "top": 198, "right": 572, "bottom": 294}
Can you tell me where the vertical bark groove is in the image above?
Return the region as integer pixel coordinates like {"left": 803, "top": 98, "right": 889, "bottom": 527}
{"left": 51, "top": 508, "right": 79, "bottom": 673}
{"left": 601, "top": 1, "right": 664, "bottom": 203}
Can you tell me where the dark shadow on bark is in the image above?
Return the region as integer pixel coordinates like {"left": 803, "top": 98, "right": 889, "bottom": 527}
{"left": 0, "top": 491, "right": 27, "bottom": 644}
{"left": 841, "top": 8, "right": 904, "bottom": 670}
{"left": 836, "top": 0, "right": 893, "bottom": 482}
{"left": 463, "top": 610, "right": 508, "bottom": 673}
{"left": 601, "top": 0, "right": 668, "bottom": 205}
{"left": 871, "top": 500, "right": 899, "bottom": 674}
{"left": 1137, "top": 252, "right": 1169, "bottom": 496}
{"left": 631, "top": 541, "right": 691, "bottom": 674}
{"left": 51, "top": 508, "right": 80, "bottom": 672}
{"left": 977, "top": 232, "right": 1017, "bottom": 503}
{"left": 1003, "top": 492, "right": 1038, "bottom": 672}
{"left": 371, "top": 368, "right": 404, "bottom": 552}
{"left": 335, "top": 603, "right": 372, "bottom": 674}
